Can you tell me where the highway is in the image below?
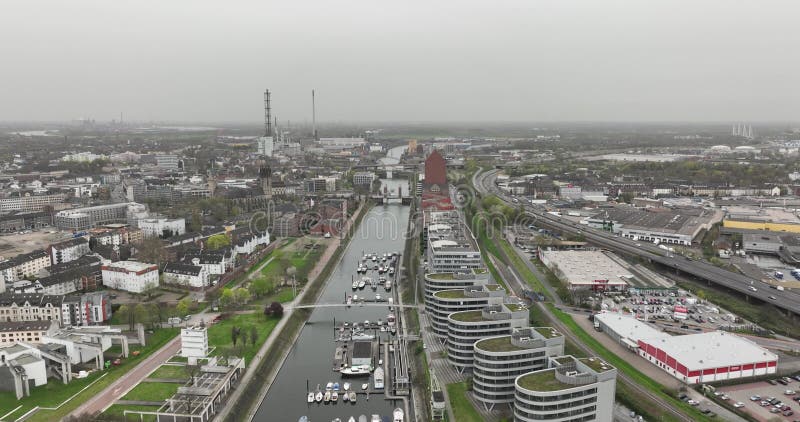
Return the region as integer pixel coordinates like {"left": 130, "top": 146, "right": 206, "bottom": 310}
{"left": 473, "top": 168, "right": 800, "bottom": 318}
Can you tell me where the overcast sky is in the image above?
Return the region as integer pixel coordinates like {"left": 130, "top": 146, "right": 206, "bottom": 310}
{"left": 1, "top": 0, "right": 798, "bottom": 123}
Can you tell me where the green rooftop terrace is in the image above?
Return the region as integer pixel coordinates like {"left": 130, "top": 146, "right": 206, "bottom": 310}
{"left": 449, "top": 310, "right": 486, "bottom": 322}
{"left": 516, "top": 369, "right": 573, "bottom": 392}
{"left": 485, "top": 284, "right": 504, "bottom": 291}
{"left": 580, "top": 358, "right": 614, "bottom": 373}
{"left": 535, "top": 327, "right": 561, "bottom": 339}
{"left": 505, "top": 303, "right": 528, "bottom": 312}
{"left": 428, "top": 273, "right": 455, "bottom": 280}
{"left": 434, "top": 289, "right": 468, "bottom": 299}
{"left": 475, "top": 336, "right": 524, "bottom": 353}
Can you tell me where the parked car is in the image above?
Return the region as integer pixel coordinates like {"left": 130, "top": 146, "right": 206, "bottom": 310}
{"left": 750, "top": 395, "right": 761, "bottom": 401}
{"left": 734, "top": 402, "right": 745, "bottom": 408}
{"left": 687, "top": 399, "right": 699, "bottom": 406}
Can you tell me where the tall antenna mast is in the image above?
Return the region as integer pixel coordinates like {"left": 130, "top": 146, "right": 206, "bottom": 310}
{"left": 312, "top": 89, "right": 318, "bottom": 141}
{"left": 263, "top": 89, "right": 272, "bottom": 137}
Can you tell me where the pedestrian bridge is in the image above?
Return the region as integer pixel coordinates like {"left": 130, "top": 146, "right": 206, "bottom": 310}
{"left": 286, "top": 302, "right": 422, "bottom": 310}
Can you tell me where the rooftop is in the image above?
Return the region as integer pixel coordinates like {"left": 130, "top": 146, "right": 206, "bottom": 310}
{"left": 449, "top": 310, "right": 485, "bottom": 322}
{"left": 434, "top": 290, "right": 468, "bottom": 299}
{"left": 641, "top": 331, "right": 777, "bottom": 371}
{"left": 579, "top": 357, "right": 614, "bottom": 373}
{"left": 505, "top": 303, "right": 528, "bottom": 312}
{"left": 516, "top": 369, "right": 572, "bottom": 392}
{"left": 475, "top": 336, "right": 524, "bottom": 353}
{"left": 428, "top": 273, "right": 455, "bottom": 280}
{"left": 535, "top": 327, "right": 561, "bottom": 339}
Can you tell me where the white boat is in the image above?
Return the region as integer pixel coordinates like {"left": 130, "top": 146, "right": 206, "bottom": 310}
{"left": 343, "top": 391, "right": 350, "bottom": 402}
{"left": 393, "top": 408, "right": 404, "bottom": 422}
{"left": 388, "top": 297, "right": 394, "bottom": 305}
{"left": 315, "top": 391, "right": 323, "bottom": 402}
{"left": 348, "top": 417, "right": 356, "bottom": 422}
{"left": 326, "top": 382, "right": 334, "bottom": 390}
{"left": 332, "top": 391, "right": 339, "bottom": 402}
{"left": 333, "top": 382, "right": 340, "bottom": 391}
{"left": 376, "top": 294, "right": 382, "bottom": 301}
{"left": 373, "top": 367, "right": 384, "bottom": 389}
{"left": 359, "top": 416, "right": 367, "bottom": 422}
{"left": 358, "top": 278, "right": 367, "bottom": 289}
{"left": 340, "top": 366, "right": 371, "bottom": 377}
{"left": 343, "top": 382, "right": 351, "bottom": 391}
{"left": 371, "top": 415, "right": 381, "bottom": 422}
{"left": 349, "top": 391, "right": 357, "bottom": 403}
{"left": 361, "top": 383, "right": 369, "bottom": 390}
{"left": 324, "top": 391, "right": 331, "bottom": 402}
{"left": 353, "top": 294, "right": 359, "bottom": 302}
{"left": 384, "top": 280, "right": 392, "bottom": 290}
{"left": 352, "top": 280, "right": 359, "bottom": 289}
{"left": 299, "top": 417, "right": 308, "bottom": 422}
{"left": 307, "top": 392, "right": 315, "bottom": 403}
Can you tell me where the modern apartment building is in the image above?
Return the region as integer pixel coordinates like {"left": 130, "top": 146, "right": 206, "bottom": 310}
{"left": 473, "top": 327, "right": 565, "bottom": 410}
{"left": 514, "top": 355, "right": 617, "bottom": 422}
{"left": 55, "top": 203, "right": 141, "bottom": 230}
{"left": 426, "top": 284, "right": 506, "bottom": 340}
{"left": 101, "top": 261, "right": 159, "bottom": 293}
{"left": 48, "top": 237, "right": 90, "bottom": 265}
{"left": 424, "top": 210, "right": 483, "bottom": 273}
{"left": 0, "top": 193, "right": 67, "bottom": 213}
{"left": 446, "top": 303, "right": 529, "bottom": 373}
{"left": 0, "top": 250, "right": 51, "bottom": 291}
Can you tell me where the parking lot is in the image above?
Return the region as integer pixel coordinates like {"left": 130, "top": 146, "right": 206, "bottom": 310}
{"left": 722, "top": 376, "right": 800, "bottom": 421}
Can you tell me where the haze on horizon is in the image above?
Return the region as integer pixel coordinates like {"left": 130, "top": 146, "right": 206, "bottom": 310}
{"left": 1, "top": 0, "right": 798, "bottom": 124}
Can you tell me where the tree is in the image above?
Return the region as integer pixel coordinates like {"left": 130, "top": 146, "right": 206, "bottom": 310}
{"left": 141, "top": 280, "right": 158, "bottom": 300}
{"left": 117, "top": 304, "right": 135, "bottom": 331}
{"left": 176, "top": 298, "right": 191, "bottom": 316}
{"left": 265, "top": 301, "right": 283, "bottom": 317}
{"left": 249, "top": 325, "right": 258, "bottom": 346}
{"left": 190, "top": 211, "right": 202, "bottom": 232}
{"left": 249, "top": 277, "right": 271, "bottom": 298}
{"left": 219, "top": 288, "right": 235, "bottom": 309}
{"left": 233, "top": 287, "right": 251, "bottom": 306}
{"left": 231, "top": 326, "right": 240, "bottom": 347}
{"left": 207, "top": 234, "right": 231, "bottom": 251}
{"left": 137, "top": 238, "right": 168, "bottom": 266}
{"left": 134, "top": 303, "right": 151, "bottom": 328}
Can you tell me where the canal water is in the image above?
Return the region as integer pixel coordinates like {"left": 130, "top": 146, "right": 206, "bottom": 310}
{"left": 255, "top": 179, "right": 410, "bottom": 422}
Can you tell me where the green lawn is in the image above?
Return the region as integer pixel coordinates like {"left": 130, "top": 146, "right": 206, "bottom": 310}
{"left": 0, "top": 328, "right": 179, "bottom": 422}
{"left": 497, "top": 237, "right": 550, "bottom": 298}
{"left": 547, "top": 304, "right": 708, "bottom": 421}
{"left": 148, "top": 365, "right": 189, "bottom": 380}
{"left": 122, "top": 382, "right": 180, "bottom": 402}
{"left": 446, "top": 382, "right": 483, "bottom": 422}
{"left": 207, "top": 313, "right": 280, "bottom": 362}
{"left": 99, "top": 404, "right": 159, "bottom": 421}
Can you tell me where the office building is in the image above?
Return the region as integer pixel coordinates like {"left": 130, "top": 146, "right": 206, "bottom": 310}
{"left": 55, "top": 203, "right": 142, "bottom": 231}
{"left": 156, "top": 154, "right": 180, "bottom": 170}
{"left": 353, "top": 171, "right": 376, "bottom": 187}
{"left": 423, "top": 270, "right": 491, "bottom": 305}
{"left": 473, "top": 327, "right": 565, "bottom": 410}
{"left": 446, "top": 303, "right": 529, "bottom": 373}
{"left": 514, "top": 355, "right": 617, "bottom": 422}
{"left": 0, "top": 193, "right": 66, "bottom": 213}
{"left": 426, "top": 284, "right": 506, "bottom": 340}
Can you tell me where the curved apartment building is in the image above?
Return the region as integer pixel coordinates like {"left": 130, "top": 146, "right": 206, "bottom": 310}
{"left": 473, "top": 327, "right": 565, "bottom": 410}
{"left": 427, "top": 284, "right": 506, "bottom": 340}
{"left": 446, "top": 303, "right": 529, "bottom": 373}
{"left": 423, "top": 269, "right": 490, "bottom": 305}
{"left": 514, "top": 355, "right": 617, "bottom": 422}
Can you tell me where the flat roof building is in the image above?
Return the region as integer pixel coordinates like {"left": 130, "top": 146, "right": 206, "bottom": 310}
{"left": 587, "top": 206, "right": 721, "bottom": 246}
{"left": 514, "top": 355, "right": 617, "bottom": 422}
{"left": 473, "top": 327, "right": 565, "bottom": 410}
{"left": 539, "top": 250, "right": 630, "bottom": 291}
{"left": 446, "top": 303, "right": 529, "bottom": 373}
{"left": 426, "top": 284, "right": 506, "bottom": 340}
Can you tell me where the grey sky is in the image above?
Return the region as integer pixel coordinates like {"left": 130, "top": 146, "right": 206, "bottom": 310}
{"left": 1, "top": 0, "right": 798, "bottom": 123}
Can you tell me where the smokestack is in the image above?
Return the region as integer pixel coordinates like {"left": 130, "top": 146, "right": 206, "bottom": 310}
{"left": 312, "top": 89, "right": 318, "bottom": 141}
{"left": 263, "top": 90, "right": 272, "bottom": 137}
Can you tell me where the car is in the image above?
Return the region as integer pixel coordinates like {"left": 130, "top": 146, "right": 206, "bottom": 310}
{"left": 750, "top": 395, "right": 761, "bottom": 401}
{"left": 770, "top": 295, "right": 778, "bottom": 300}
{"left": 681, "top": 324, "right": 689, "bottom": 329}
{"left": 783, "top": 405, "right": 792, "bottom": 411}
{"left": 768, "top": 379, "right": 778, "bottom": 385}
{"left": 786, "top": 390, "right": 796, "bottom": 395}
{"left": 749, "top": 286, "right": 758, "bottom": 292}
{"left": 778, "top": 379, "right": 790, "bottom": 385}
{"left": 678, "top": 393, "right": 688, "bottom": 401}
{"left": 701, "top": 409, "right": 713, "bottom": 415}
{"left": 713, "top": 391, "right": 722, "bottom": 397}
{"left": 734, "top": 402, "right": 745, "bottom": 408}
{"left": 785, "top": 410, "right": 794, "bottom": 416}
{"left": 183, "top": 315, "right": 192, "bottom": 321}
{"left": 687, "top": 399, "right": 699, "bottom": 406}
{"left": 721, "top": 394, "right": 730, "bottom": 400}
{"left": 761, "top": 400, "right": 772, "bottom": 407}
{"left": 771, "top": 407, "right": 782, "bottom": 413}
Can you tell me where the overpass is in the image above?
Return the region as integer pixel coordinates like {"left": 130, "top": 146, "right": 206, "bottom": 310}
{"left": 474, "top": 168, "right": 800, "bottom": 319}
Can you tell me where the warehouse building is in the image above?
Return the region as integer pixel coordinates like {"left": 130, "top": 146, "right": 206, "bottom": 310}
{"left": 595, "top": 313, "right": 777, "bottom": 384}
{"left": 586, "top": 206, "right": 721, "bottom": 245}
{"left": 538, "top": 250, "right": 630, "bottom": 291}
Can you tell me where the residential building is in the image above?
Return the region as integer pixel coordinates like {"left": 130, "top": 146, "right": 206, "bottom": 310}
{"left": 514, "top": 355, "right": 617, "bottom": 422}
{"left": 138, "top": 217, "right": 186, "bottom": 238}
{"left": 181, "top": 325, "right": 209, "bottom": 358}
{"left": 473, "top": 327, "right": 565, "bottom": 410}
{"left": 55, "top": 202, "right": 142, "bottom": 231}
{"left": 426, "top": 284, "right": 506, "bottom": 340}
{"left": 0, "top": 320, "right": 57, "bottom": 344}
{"left": 0, "top": 250, "right": 51, "bottom": 291}
{"left": 446, "top": 303, "right": 529, "bottom": 373}
{"left": 48, "top": 237, "right": 90, "bottom": 265}
{"left": 0, "top": 193, "right": 67, "bottom": 213}
{"left": 181, "top": 250, "right": 233, "bottom": 275}
{"left": 426, "top": 214, "right": 484, "bottom": 273}
{"left": 61, "top": 292, "right": 112, "bottom": 326}
{"left": 101, "top": 261, "right": 159, "bottom": 293}
{"left": 0, "top": 293, "right": 63, "bottom": 323}
{"left": 163, "top": 263, "right": 209, "bottom": 288}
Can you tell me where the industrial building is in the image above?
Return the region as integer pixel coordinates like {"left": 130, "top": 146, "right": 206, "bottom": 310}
{"left": 472, "top": 327, "right": 565, "bottom": 410}
{"left": 446, "top": 303, "right": 529, "bottom": 373}
{"left": 426, "top": 284, "right": 506, "bottom": 340}
{"left": 742, "top": 232, "right": 783, "bottom": 254}
{"left": 586, "top": 206, "right": 721, "bottom": 246}
{"left": 514, "top": 355, "right": 617, "bottom": 422}
{"left": 538, "top": 250, "right": 630, "bottom": 291}
{"left": 594, "top": 313, "right": 778, "bottom": 385}
{"left": 723, "top": 206, "right": 800, "bottom": 234}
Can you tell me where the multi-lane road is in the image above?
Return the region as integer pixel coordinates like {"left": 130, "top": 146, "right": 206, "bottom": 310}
{"left": 473, "top": 168, "right": 800, "bottom": 319}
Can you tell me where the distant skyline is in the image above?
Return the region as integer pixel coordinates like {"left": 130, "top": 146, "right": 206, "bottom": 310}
{"left": 1, "top": 0, "right": 798, "bottom": 123}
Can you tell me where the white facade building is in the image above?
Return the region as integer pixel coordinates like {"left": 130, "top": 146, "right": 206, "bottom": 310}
{"left": 180, "top": 325, "right": 209, "bottom": 358}
{"left": 101, "top": 261, "right": 159, "bottom": 293}
{"left": 163, "top": 263, "right": 209, "bottom": 288}
{"left": 48, "top": 238, "right": 91, "bottom": 265}
{"left": 138, "top": 218, "right": 186, "bottom": 238}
